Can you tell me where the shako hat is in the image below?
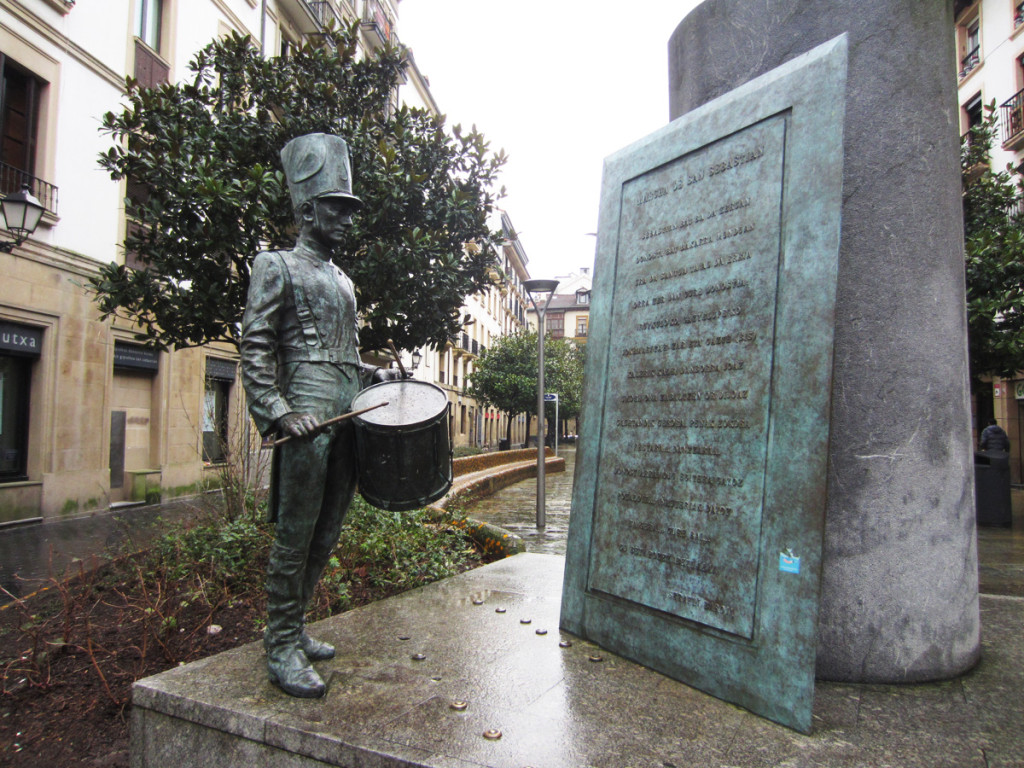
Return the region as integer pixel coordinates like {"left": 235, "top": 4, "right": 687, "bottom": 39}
{"left": 280, "top": 133, "right": 363, "bottom": 211}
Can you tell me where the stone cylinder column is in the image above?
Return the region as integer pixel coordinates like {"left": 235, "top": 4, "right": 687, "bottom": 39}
{"left": 668, "top": 0, "right": 979, "bottom": 682}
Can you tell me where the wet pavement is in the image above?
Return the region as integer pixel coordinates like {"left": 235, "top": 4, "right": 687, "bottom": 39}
{"left": 0, "top": 498, "right": 211, "bottom": 603}
{"left": 135, "top": 553, "right": 1024, "bottom": 767}
{"left": 462, "top": 446, "right": 575, "bottom": 556}
{"left": 3, "top": 445, "right": 1023, "bottom": 604}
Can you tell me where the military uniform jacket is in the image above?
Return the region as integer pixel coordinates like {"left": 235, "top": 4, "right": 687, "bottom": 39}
{"left": 240, "top": 244, "right": 363, "bottom": 436}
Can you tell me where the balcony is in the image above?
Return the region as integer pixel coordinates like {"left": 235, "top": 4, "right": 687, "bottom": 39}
{"left": 0, "top": 161, "right": 58, "bottom": 216}
{"left": 361, "top": 0, "right": 397, "bottom": 48}
{"left": 308, "top": 0, "right": 343, "bottom": 28}
{"left": 959, "top": 46, "right": 980, "bottom": 80}
{"left": 278, "top": 0, "right": 343, "bottom": 36}
{"left": 1001, "top": 89, "right": 1024, "bottom": 151}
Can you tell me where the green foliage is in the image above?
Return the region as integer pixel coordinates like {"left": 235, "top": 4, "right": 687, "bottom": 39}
{"left": 138, "top": 494, "right": 476, "bottom": 619}
{"left": 144, "top": 514, "right": 272, "bottom": 588}
{"left": 92, "top": 23, "right": 505, "bottom": 353}
{"left": 469, "top": 330, "right": 538, "bottom": 441}
{"left": 962, "top": 103, "right": 1024, "bottom": 383}
{"left": 545, "top": 336, "right": 586, "bottom": 425}
{"left": 469, "top": 330, "right": 586, "bottom": 442}
{"left": 333, "top": 496, "right": 475, "bottom": 592}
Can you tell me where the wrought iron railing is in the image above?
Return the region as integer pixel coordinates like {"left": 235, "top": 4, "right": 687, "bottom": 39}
{"left": 960, "top": 46, "right": 980, "bottom": 79}
{"left": 305, "top": 0, "right": 342, "bottom": 29}
{"left": 0, "top": 161, "right": 58, "bottom": 215}
{"left": 362, "top": 0, "right": 396, "bottom": 45}
{"left": 1001, "top": 88, "right": 1024, "bottom": 147}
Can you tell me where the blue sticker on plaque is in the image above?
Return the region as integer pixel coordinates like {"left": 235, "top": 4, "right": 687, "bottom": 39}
{"left": 779, "top": 552, "right": 801, "bottom": 574}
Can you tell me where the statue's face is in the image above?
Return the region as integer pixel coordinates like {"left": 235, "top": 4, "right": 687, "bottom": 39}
{"left": 310, "top": 197, "right": 356, "bottom": 247}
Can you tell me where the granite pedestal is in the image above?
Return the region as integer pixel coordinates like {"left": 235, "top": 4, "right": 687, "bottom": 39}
{"left": 669, "top": 0, "right": 979, "bottom": 683}
{"left": 131, "top": 554, "right": 1022, "bottom": 767}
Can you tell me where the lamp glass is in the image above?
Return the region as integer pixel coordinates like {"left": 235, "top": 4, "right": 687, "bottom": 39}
{"left": 1, "top": 185, "right": 45, "bottom": 241}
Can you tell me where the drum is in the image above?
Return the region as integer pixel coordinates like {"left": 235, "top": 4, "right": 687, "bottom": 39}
{"left": 350, "top": 380, "right": 453, "bottom": 511}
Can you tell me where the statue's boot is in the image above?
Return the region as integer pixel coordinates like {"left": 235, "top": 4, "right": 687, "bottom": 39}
{"left": 265, "top": 544, "right": 325, "bottom": 698}
{"left": 298, "top": 541, "right": 336, "bottom": 662}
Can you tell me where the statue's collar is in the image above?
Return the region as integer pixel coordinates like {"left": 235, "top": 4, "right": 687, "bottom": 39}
{"left": 293, "top": 240, "right": 334, "bottom": 264}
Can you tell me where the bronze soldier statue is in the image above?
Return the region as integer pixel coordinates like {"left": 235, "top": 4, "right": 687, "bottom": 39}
{"left": 240, "top": 133, "right": 392, "bottom": 698}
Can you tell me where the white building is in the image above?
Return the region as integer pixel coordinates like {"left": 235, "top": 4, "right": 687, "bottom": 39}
{"left": 0, "top": 0, "right": 523, "bottom": 523}
{"left": 956, "top": 0, "right": 1024, "bottom": 481}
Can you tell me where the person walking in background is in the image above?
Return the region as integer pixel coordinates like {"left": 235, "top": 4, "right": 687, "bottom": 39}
{"left": 979, "top": 418, "right": 1011, "bottom": 453}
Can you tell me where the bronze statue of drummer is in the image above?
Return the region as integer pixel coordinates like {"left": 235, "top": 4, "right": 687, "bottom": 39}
{"left": 240, "top": 133, "right": 397, "bottom": 698}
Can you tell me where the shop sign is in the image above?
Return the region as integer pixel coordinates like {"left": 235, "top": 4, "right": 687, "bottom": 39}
{"left": 1015, "top": 382, "right": 1024, "bottom": 400}
{"left": 205, "top": 357, "right": 237, "bottom": 382}
{"left": 114, "top": 341, "right": 159, "bottom": 371}
{"left": 0, "top": 321, "right": 43, "bottom": 356}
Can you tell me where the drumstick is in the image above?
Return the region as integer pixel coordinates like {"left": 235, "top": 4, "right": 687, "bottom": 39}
{"left": 272, "top": 401, "right": 389, "bottom": 446}
{"left": 386, "top": 338, "right": 407, "bottom": 378}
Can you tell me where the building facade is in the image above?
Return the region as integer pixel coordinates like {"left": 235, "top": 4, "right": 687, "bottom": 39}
{"left": 956, "top": 0, "right": 1024, "bottom": 481}
{"left": 403, "top": 210, "right": 532, "bottom": 451}
{"left": 0, "top": 0, "right": 523, "bottom": 523}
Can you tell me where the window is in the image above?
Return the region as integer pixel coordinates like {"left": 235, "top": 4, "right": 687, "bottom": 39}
{"left": 135, "top": 0, "right": 163, "bottom": 51}
{"left": 0, "top": 355, "right": 31, "bottom": 481}
{"left": 964, "top": 92, "right": 984, "bottom": 135}
{"left": 203, "top": 358, "right": 236, "bottom": 463}
{"left": 1016, "top": 2, "right": 1023, "bottom": 28}
{"left": 576, "top": 289, "right": 590, "bottom": 305}
{"left": 203, "top": 378, "right": 229, "bottom": 463}
{"left": 576, "top": 315, "right": 589, "bottom": 338}
{"left": 133, "top": 0, "right": 168, "bottom": 90}
{"left": 960, "top": 16, "right": 981, "bottom": 79}
{"left": 547, "top": 312, "right": 564, "bottom": 338}
{"left": 1, "top": 55, "right": 42, "bottom": 197}
{"left": 0, "top": 320, "right": 42, "bottom": 482}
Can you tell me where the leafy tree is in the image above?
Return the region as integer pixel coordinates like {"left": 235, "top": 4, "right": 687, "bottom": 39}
{"left": 470, "top": 330, "right": 587, "bottom": 447}
{"left": 91, "top": 24, "right": 506, "bottom": 353}
{"left": 469, "top": 330, "right": 537, "bottom": 446}
{"left": 962, "top": 103, "right": 1024, "bottom": 391}
{"left": 544, "top": 337, "right": 586, "bottom": 440}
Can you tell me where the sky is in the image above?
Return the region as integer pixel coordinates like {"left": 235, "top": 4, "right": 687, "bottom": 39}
{"left": 399, "top": 1, "right": 705, "bottom": 282}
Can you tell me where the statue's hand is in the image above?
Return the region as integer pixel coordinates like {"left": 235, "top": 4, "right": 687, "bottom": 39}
{"left": 278, "top": 412, "right": 320, "bottom": 440}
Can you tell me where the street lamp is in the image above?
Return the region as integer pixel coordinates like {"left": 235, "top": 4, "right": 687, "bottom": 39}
{"left": 0, "top": 184, "right": 45, "bottom": 253}
{"left": 411, "top": 349, "right": 422, "bottom": 370}
{"left": 523, "top": 278, "right": 559, "bottom": 529}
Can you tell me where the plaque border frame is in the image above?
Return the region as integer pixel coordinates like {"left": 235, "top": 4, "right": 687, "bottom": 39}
{"left": 560, "top": 34, "right": 848, "bottom": 734}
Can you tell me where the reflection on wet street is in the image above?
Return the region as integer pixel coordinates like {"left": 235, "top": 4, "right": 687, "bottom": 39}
{"left": 4, "top": 447, "right": 1022, "bottom": 604}
{"left": 0, "top": 500, "right": 205, "bottom": 603}
{"left": 462, "top": 446, "right": 575, "bottom": 556}
{"left": 977, "top": 493, "right": 1024, "bottom": 597}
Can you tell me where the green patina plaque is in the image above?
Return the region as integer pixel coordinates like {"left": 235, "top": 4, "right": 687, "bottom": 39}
{"left": 561, "top": 36, "right": 847, "bottom": 733}
{"left": 589, "top": 115, "right": 786, "bottom": 639}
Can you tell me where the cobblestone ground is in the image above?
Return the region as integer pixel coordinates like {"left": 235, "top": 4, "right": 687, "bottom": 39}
{"left": 462, "top": 446, "right": 575, "bottom": 556}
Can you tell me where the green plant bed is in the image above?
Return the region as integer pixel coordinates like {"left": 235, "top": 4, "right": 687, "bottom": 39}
{"left": 0, "top": 495, "right": 496, "bottom": 768}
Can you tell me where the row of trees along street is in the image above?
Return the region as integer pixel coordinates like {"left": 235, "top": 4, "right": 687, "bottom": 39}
{"left": 962, "top": 104, "right": 1024, "bottom": 423}
{"left": 469, "top": 331, "right": 585, "bottom": 448}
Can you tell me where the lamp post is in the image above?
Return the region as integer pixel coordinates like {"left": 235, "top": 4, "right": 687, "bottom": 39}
{"left": 523, "top": 278, "right": 559, "bottom": 529}
{"left": 0, "top": 184, "right": 45, "bottom": 253}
